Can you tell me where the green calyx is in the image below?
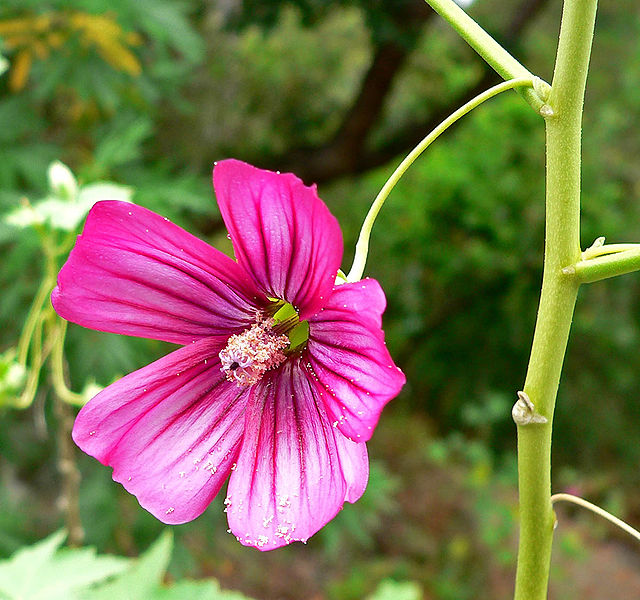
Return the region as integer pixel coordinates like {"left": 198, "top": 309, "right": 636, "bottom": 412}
{"left": 268, "top": 300, "right": 310, "bottom": 353}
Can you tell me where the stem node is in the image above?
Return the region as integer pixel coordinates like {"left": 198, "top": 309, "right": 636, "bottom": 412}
{"left": 512, "top": 391, "right": 548, "bottom": 426}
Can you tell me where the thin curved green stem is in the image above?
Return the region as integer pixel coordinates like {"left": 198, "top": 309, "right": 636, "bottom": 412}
{"left": 347, "top": 77, "right": 533, "bottom": 282}
{"left": 15, "top": 313, "right": 47, "bottom": 409}
{"left": 552, "top": 493, "right": 640, "bottom": 544}
{"left": 50, "top": 318, "right": 85, "bottom": 406}
{"left": 17, "top": 274, "right": 55, "bottom": 366}
{"left": 17, "top": 226, "right": 83, "bottom": 407}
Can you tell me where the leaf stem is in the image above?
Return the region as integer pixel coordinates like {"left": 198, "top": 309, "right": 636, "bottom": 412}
{"left": 347, "top": 77, "right": 533, "bottom": 282}
{"left": 423, "top": 0, "right": 547, "bottom": 112}
{"left": 569, "top": 247, "right": 640, "bottom": 283}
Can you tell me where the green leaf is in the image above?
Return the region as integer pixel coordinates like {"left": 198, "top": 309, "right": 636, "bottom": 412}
{"left": 88, "top": 530, "right": 173, "bottom": 600}
{"left": 0, "top": 530, "right": 67, "bottom": 599}
{"left": 0, "top": 530, "right": 127, "bottom": 600}
{"left": 366, "top": 579, "right": 423, "bottom": 600}
{"left": 31, "top": 547, "right": 128, "bottom": 600}
{"left": 151, "top": 579, "right": 257, "bottom": 600}
{"left": 93, "top": 116, "right": 153, "bottom": 171}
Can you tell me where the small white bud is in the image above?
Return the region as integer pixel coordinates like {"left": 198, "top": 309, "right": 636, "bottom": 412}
{"left": 539, "top": 104, "right": 555, "bottom": 118}
{"left": 48, "top": 161, "right": 78, "bottom": 201}
{"left": 0, "top": 54, "right": 9, "bottom": 77}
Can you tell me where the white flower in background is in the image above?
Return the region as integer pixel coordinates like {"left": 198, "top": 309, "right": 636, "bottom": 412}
{"left": 5, "top": 160, "right": 133, "bottom": 232}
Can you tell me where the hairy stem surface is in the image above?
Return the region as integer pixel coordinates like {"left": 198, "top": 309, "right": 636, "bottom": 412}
{"left": 514, "top": 1, "right": 598, "bottom": 598}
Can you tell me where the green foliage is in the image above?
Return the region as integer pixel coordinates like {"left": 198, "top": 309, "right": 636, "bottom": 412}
{"left": 0, "top": 530, "right": 257, "bottom": 600}
{"left": 318, "top": 461, "right": 400, "bottom": 553}
{"left": 366, "top": 579, "right": 423, "bottom": 600}
{"left": 226, "top": 0, "right": 431, "bottom": 45}
{"left": 88, "top": 531, "right": 173, "bottom": 600}
{"left": 0, "top": 530, "right": 127, "bottom": 600}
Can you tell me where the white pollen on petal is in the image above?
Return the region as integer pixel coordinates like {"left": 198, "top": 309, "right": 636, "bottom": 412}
{"left": 276, "top": 495, "right": 291, "bottom": 512}
{"left": 166, "top": 507, "right": 174, "bottom": 515}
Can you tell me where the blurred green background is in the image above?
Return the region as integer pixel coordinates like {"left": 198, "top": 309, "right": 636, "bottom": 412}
{"left": 1, "top": 0, "right": 640, "bottom": 598}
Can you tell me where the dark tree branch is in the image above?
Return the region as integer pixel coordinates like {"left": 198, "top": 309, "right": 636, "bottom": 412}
{"left": 273, "top": 0, "right": 550, "bottom": 184}
{"left": 277, "top": 40, "right": 416, "bottom": 181}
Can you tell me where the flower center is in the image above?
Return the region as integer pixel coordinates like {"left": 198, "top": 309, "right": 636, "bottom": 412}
{"left": 219, "top": 317, "right": 289, "bottom": 387}
{"left": 219, "top": 302, "right": 310, "bottom": 388}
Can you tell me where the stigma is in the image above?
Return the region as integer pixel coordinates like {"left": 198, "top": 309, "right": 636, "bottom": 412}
{"left": 219, "top": 317, "right": 289, "bottom": 387}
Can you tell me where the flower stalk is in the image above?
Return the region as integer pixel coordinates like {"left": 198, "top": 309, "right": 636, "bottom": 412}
{"left": 348, "top": 77, "right": 534, "bottom": 283}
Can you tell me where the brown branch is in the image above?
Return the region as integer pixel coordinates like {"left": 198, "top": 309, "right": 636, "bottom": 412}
{"left": 55, "top": 396, "right": 84, "bottom": 546}
{"left": 279, "top": 40, "right": 414, "bottom": 181}
{"left": 273, "top": 0, "right": 550, "bottom": 184}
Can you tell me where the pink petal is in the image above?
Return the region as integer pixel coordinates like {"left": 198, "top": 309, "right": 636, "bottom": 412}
{"left": 52, "top": 201, "right": 264, "bottom": 345}
{"left": 307, "top": 278, "right": 405, "bottom": 442}
{"left": 73, "top": 337, "right": 250, "bottom": 524}
{"left": 213, "top": 160, "right": 342, "bottom": 320}
{"left": 333, "top": 430, "right": 369, "bottom": 503}
{"left": 225, "top": 358, "right": 368, "bottom": 550}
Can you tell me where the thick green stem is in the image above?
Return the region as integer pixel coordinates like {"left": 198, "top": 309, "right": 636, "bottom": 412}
{"left": 514, "top": 1, "right": 598, "bottom": 598}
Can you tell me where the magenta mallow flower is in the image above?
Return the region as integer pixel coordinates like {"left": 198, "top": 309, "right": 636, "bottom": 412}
{"left": 52, "top": 159, "right": 405, "bottom": 550}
